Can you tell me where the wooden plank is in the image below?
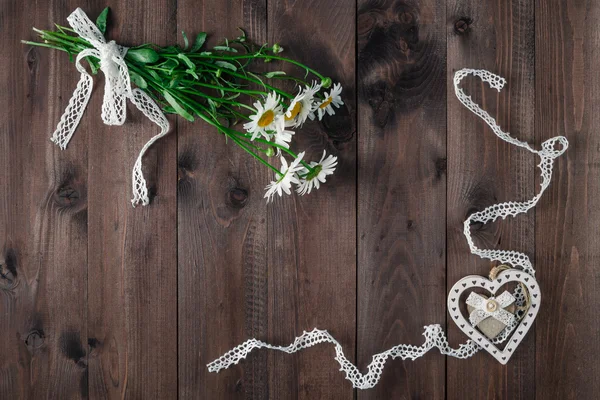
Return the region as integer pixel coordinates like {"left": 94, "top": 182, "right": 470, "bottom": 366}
{"left": 176, "top": 0, "right": 268, "bottom": 398}
{"left": 266, "top": 1, "right": 356, "bottom": 398}
{"left": 86, "top": 2, "right": 178, "bottom": 398}
{"left": 0, "top": 3, "right": 89, "bottom": 399}
{"left": 446, "top": 1, "right": 535, "bottom": 399}
{"left": 535, "top": 0, "right": 600, "bottom": 398}
{"left": 356, "top": 0, "right": 447, "bottom": 398}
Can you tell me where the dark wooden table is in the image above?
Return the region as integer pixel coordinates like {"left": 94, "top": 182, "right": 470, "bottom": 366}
{"left": 1, "top": 0, "right": 598, "bottom": 398}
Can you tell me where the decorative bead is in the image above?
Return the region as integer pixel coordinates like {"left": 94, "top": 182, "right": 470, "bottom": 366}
{"left": 486, "top": 300, "right": 498, "bottom": 312}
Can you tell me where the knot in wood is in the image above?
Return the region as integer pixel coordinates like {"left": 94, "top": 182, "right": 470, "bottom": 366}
{"left": 228, "top": 187, "right": 248, "bottom": 208}
{"left": 454, "top": 18, "right": 471, "bottom": 34}
{"left": 54, "top": 185, "right": 80, "bottom": 207}
{"left": 399, "top": 12, "right": 414, "bottom": 24}
{"left": 321, "top": 104, "right": 354, "bottom": 145}
{"left": 26, "top": 48, "right": 38, "bottom": 73}
{"left": 399, "top": 38, "right": 409, "bottom": 52}
{"left": 0, "top": 264, "right": 16, "bottom": 289}
{"left": 357, "top": 12, "right": 375, "bottom": 35}
{"left": 25, "top": 329, "right": 45, "bottom": 350}
{"left": 435, "top": 157, "right": 447, "bottom": 177}
{"left": 0, "top": 249, "right": 18, "bottom": 290}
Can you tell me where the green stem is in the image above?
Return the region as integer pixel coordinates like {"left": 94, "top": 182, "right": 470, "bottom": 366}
{"left": 173, "top": 94, "right": 280, "bottom": 174}
{"left": 227, "top": 132, "right": 279, "bottom": 174}
{"left": 182, "top": 80, "right": 267, "bottom": 96}
{"left": 224, "top": 128, "right": 315, "bottom": 172}
{"left": 218, "top": 104, "right": 251, "bottom": 120}
{"left": 178, "top": 89, "right": 256, "bottom": 112}
{"left": 190, "top": 59, "right": 294, "bottom": 99}
{"left": 38, "top": 29, "right": 92, "bottom": 47}
{"left": 21, "top": 40, "right": 62, "bottom": 50}
{"left": 190, "top": 53, "right": 326, "bottom": 81}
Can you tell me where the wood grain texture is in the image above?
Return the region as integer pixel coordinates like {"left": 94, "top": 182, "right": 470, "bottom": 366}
{"left": 1, "top": 0, "right": 598, "bottom": 398}
{"left": 176, "top": 0, "right": 268, "bottom": 399}
{"left": 357, "top": 0, "right": 447, "bottom": 398}
{"left": 446, "top": 0, "right": 535, "bottom": 399}
{"left": 86, "top": 1, "right": 178, "bottom": 398}
{"left": 535, "top": 0, "right": 600, "bottom": 398}
{"left": 267, "top": 0, "right": 356, "bottom": 398}
{"left": 1, "top": 2, "right": 89, "bottom": 399}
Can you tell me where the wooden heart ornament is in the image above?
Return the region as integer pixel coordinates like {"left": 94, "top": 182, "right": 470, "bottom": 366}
{"left": 448, "top": 269, "right": 541, "bottom": 364}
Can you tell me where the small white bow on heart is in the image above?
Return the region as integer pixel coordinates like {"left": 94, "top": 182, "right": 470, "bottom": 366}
{"left": 51, "top": 7, "right": 170, "bottom": 206}
{"left": 466, "top": 291, "right": 516, "bottom": 327}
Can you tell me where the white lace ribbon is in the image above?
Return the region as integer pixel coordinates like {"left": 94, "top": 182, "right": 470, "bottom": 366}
{"left": 207, "top": 69, "right": 569, "bottom": 389}
{"left": 52, "top": 8, "right": 170, "bottom": 206}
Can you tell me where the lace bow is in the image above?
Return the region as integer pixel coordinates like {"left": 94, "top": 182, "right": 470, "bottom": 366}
{"left": 466, "top": 291, "right": 516, "bottom": 326}
{"left": 51, "top": 8, "right": 170, "bottom": 206}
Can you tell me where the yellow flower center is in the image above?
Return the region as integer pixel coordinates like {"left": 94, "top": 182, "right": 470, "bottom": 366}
{"left": 258, "top": 110, "right": 275, "bottom": 127}
{"left": 319, "top": 97, "right": 333, "bottom": 109}
{"left": 285, "top": 102, "right": 302, "bottom": 121}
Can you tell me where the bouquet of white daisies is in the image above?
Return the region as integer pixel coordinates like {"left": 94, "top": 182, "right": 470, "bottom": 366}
{"left": 24, "top": 7, "right": 343, "bottom": 202}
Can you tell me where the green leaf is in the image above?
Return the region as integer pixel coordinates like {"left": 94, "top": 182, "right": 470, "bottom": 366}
{"left": 168, "top": 75, "right": 181, "bottom": 88}
{"left": 177, "top": 53, "right": 195, "bottom": 69}
{"left": 130, "top": 71, "right": 148, "bottom": 89}
{"left": 190, "top": 32, "right": 207, "bottom": 52}
{"left": 186, "top": 68, "right": 199, "bottom": 80}
{"left": 264, "top": 71, "right": 286, "bottom": 78}
{"left": 157, "top": 58, "right": 179, "bottom": 74}
{"left": 215, "top": 61, "right": 237, "bottom": 71}
{"left": 148, "top": 70, "right": 161, "bottom": 81}
{"left": 163, "top": 91, "right": 194, "bottom": 122}
{"left": 208, "top": 99, "right": 217, "bottom": 115}
{"left": 200, "top": 51, "right": 212, "bottom": 56}
{"left": 96, "top": 7, "right": 110, "bottom": 35}
{"left": 236, "top": 28, "right": 247, "bottom": 42}
{"left": 248, "top": 72, "right": 266, "bottom": 89}
{"left": 127, "top": 48, "right": 160, "bottom": 64}
{"left": 225, "top": 93, "right": 241, "bottom": 101}
{"left": 162, "top": 45, "right": 180, "bottom": 53}
{"left": 182, "top": 31, "right": 189, "bottom": 50}
{"left": 213, "top": 45, "right": 238, "bottom": 53}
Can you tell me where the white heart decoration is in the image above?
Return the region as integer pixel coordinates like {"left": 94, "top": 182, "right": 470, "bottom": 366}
{"left": 448, "top": 269, "right": 541, "bottom": 364}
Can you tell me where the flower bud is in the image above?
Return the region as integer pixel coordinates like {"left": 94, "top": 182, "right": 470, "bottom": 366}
{"left": 272, "top": 43, "right": 283, "bottom": 53}
{"left": 321, "top": 77, "right": 332, "bottom": 88}
{"left": 265, "top": 147, "right": 275, "bottom": 157}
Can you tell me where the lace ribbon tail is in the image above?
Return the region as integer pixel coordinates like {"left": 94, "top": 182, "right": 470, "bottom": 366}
{"left": 454, "top": 68, "right": 569, "bottom": 274}
{"left": 129, "top": 88, "right": 171, "bottom": 206}
{"left": 207, "top": 325, "right": 469, "bottom": 390}
{"left": 50, "top": 72, "right": 93, "bottom": 149}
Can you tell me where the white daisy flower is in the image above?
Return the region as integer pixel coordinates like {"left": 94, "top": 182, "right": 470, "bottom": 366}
{"left": 297, "top": 150, "right": 338, "bottom": 195}
{"left": 264, "top": 152, "right": 305, "bottom": 202}
{"left": 285, "top": 82, "right": 321, "bottom": 127}
{"left": 316, "top": 83, "right": 344, "bottom": 120}
{"left": 272, "top": 123, "right": 294, "bottom": 154}
{"left": 244, "top": 92, "right": 283, "bottom": 140}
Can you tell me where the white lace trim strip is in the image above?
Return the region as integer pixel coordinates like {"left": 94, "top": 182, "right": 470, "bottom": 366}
{"left": 206, "top": 69, "right": 568, "bottom": 389}
{"left": 51, "top": 8, "right": 170, "bottom": 206}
